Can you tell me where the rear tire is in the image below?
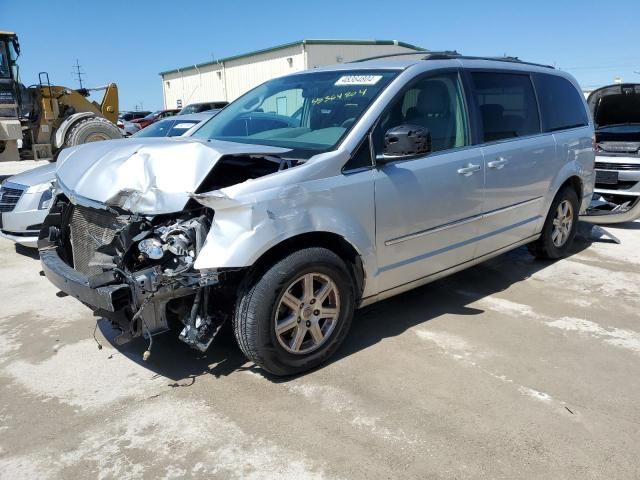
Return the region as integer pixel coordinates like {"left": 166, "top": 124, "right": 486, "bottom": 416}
{"left": 528, "top": 186, "right": 579, "bottom": 260}
{"left": 233, "top": 248, "right": 356, "bottom": 376}
{"left": 63, "top": 116, "right": 122, "bottom": 148}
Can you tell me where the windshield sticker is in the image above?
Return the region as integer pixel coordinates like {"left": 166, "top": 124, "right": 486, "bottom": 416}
{"left": 335, "top": 75, "right": 382, "bottom": 86}
{"left": 173, "top": 123, "right": 196, "bottom": 129}
{"left": 311, "top": 89, "right": 368, "bottom": 106}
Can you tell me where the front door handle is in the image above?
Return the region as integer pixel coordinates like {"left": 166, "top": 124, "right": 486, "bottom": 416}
{"left": 457, "top": 163, "right": 481, "bottom": 176}
{"left": 487, "top": 157, "right": 508, "bottom": 169}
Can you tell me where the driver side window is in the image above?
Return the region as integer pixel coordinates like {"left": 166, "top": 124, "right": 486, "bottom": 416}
{"left": 373, "top": 72, "right": 469, "bottom": 155}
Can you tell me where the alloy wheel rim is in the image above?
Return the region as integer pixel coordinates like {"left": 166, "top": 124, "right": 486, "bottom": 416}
{"left": 274, "top": 272, "right": 341, "bottom": 355}
{"left": 551, "top": 200, "right": 574, "bottom": 247}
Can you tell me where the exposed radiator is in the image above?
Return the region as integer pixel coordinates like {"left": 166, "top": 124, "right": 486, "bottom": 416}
{"left": 69, "top": 206, "right": 125, "bottom": 276}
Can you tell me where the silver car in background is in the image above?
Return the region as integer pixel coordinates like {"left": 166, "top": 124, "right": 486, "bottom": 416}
{"left": 132, "top": 111, "right": 218, "bottom": 138}
{"left": 0, "top": 112, "right": 217, "bottom": 247}
{"left": 0, "top": 168, "right": 55, "bottom": 247}
{"left": 584, "top": 83, "right": 640, "bottom": 224}
{"left": 38, "top": 53, "right": 594, "bottom": 375}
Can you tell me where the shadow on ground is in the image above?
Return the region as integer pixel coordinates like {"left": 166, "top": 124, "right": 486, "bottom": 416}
{"left": 14, "top": 244, "right": 39, "bottom": 260}
{"left": 101, "top": 240, "right": 593, "bottom": 384}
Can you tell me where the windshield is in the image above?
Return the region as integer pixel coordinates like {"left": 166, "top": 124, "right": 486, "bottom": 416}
{"left": 192, "top": 70, "right": 399, "bottom": 158}
{"left": 0, "top": 41, "right": 10, "bottom": 79}
{"left": 133, "top": 118, "right": 199, "bottom": 138}
{"left": 178, "top": 104, "right": 204, "bottom": 115}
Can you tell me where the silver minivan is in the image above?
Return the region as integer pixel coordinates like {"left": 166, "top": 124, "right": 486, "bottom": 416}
{"left": 39, "top": 52, "right": 594, "bottom": 375}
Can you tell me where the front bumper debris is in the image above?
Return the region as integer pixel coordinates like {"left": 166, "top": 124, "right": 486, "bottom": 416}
{"left": 38, "top": 196, "right": 230, "bottom": 358}
{"left": 40, "top": 248, "right": 131, "bottom": 312}
{"left": 580, "top": 194, "right": 640, "bottom": 225}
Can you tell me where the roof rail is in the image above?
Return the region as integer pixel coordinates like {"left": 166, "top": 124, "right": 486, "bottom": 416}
{"left": 350, "top": 50, "right": 457, "bottom": 63}
{"left": 351, "top": 50, "right": 554, "bottom": 69}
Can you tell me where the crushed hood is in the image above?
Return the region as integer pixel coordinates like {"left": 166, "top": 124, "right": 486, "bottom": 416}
{"left": 55, "top": 137, "right": 290, "bottom": 215}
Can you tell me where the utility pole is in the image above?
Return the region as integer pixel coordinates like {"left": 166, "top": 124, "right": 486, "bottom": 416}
{"left": 72, "top": 59, "right": 85, "bottom": 89}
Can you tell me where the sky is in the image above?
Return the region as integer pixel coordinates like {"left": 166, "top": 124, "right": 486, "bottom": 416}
{"left": 2, "top": 0, "right": 639, "bottom": 111}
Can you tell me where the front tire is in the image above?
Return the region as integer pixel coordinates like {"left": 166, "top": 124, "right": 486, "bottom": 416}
{"left": 233, "top": 248, "right": 356, "bottom": 376}
{"left": 528, "top": 186, "right": 579, "bottom": 259}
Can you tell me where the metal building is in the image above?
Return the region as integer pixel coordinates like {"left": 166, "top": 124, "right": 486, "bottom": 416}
{"left": 159, "top": 39, "right": 424, "bottom": 109}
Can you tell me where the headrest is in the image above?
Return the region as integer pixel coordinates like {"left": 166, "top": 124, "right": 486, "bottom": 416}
{"left": 480, "top": 104, "right": 504, "bottom": 124}
{"left": 416, "top": 81, "right": 450, "bottom": 115}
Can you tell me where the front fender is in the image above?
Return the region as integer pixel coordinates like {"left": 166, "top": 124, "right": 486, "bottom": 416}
{"left": 193, "top": 174, "right": 379, "bottom": 297}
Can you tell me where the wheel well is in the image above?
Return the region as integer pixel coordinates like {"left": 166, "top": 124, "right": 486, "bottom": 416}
{"left": 249, "top": 232, "right": 365, "bottom": 300}
{"left": 561, "top": 176, "right": 583, "bottom": 201}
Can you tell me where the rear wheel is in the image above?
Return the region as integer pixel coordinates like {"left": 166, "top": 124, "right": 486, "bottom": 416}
{"left": 63, "top": 116, "right": 122, "bottom": 148}
{"left": 233, "top": 248, "right": 356, "bottom": 376}
{"left": 528, "top": 186, "right": 579, "bottom": 259}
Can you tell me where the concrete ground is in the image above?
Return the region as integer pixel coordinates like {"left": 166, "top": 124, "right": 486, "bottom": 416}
{"left": 0, "top": 223, "right": 638, "bottom": 479}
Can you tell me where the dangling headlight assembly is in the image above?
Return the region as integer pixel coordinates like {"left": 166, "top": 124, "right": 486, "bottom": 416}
{"left": 138, "top": 238, "right": 165, "bottom": 260}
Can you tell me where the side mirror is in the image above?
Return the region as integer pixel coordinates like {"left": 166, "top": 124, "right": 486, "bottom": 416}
{"left": 379, "top": 124, "right": 431, "bottom": 163}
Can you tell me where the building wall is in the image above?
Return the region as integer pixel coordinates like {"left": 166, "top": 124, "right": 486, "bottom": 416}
{"left": 161, "top": 42, "right": 421, "bottom": 109}
{"left": 223, "top": 45, "right": 305, "bottom": 101}
{"left": 162, "top": 45, "right": 305, "bottom": 109}
{"left": 162, "top": 63, "right": 225, "bottom": 109}
{"left": 305, "top": 43, "right": 419, "bottom": 68}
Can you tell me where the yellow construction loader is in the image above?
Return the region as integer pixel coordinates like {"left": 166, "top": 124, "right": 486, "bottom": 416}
{"left": 0, "top": 31, "right": 121, "bottom": 162}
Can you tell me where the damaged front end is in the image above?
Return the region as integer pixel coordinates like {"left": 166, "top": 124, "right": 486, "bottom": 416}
{"left": 38, "top": 195, "right": 235, "bottom": 356}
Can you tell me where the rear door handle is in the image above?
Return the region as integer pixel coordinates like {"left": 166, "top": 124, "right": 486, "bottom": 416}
{"left": 457, "top": 163, "right": 481, "bottom": 176}
{"left": 487, "top": 157, "right": 508, "bottom": 169}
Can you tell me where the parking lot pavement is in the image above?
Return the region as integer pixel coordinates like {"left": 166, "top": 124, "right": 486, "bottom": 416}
{"left": 0, "top": 224, "right": 638, "bottom": 480}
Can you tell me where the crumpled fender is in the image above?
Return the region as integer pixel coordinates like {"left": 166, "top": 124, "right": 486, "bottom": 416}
{"left": 192, "top": 157, "right": 379, "bottom": 297}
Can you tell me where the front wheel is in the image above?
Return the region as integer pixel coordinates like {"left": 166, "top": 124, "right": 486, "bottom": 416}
{"left": 233, "top": 248, "right": 356, "bottom": 376}
{"left": 528, "top": 186, "right": 579, "bottom": 259}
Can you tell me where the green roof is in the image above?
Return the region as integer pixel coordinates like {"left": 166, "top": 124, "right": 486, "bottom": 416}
{"left": 158, "top": 39, "right": 425, "bottom": 76}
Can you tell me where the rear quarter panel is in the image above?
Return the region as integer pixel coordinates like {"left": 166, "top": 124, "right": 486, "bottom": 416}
{"left": 550, "top": 126, "right": 595, "bottom": 215}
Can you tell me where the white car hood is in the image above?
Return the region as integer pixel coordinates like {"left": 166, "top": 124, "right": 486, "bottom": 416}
{"left": 55, "top": 137, "right": 290, "bottom": 215}
{"left": 5, "top": 162, "right": 56, "bottom": 188}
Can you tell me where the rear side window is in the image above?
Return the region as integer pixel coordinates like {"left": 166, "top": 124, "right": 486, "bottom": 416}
{"left": 472, "top": 72, "right": 540, "bottom": 142}
{"left": 534, "top": 74, "right": 589, "bottom": 132}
